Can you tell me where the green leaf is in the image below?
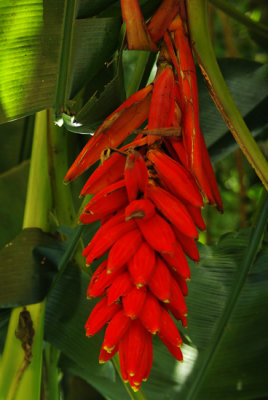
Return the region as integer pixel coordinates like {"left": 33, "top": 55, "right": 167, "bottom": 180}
{"left": 0, "top": 161, "right": 29, "bottom": 249}
{"left": 76, "top": 0, "right": 119, "bottom": 19}
{"left": 0, "top": 228, "right": 57, "bottom": 308}
{"left": 198, "top": 59, "right": 268, "bottom": 157}
{"left": 68, "top": 17, "right": 122, "bottom": 99}
{"left": 0, "top": 0, "right": 65, "bottom": 123}
{"left": 45, "top": 263, "right": 118, "bottom": 382}
{"left": 0, "top": 118, "right": 33, "bottom": 173}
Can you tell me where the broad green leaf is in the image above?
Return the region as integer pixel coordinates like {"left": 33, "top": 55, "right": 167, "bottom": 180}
{"left": 0, "top": 117, "right": 34, "bottom": 173}
{"left": 45, "top": 263, "right": 117, "bottom": 383}
{"left": 198, "top": 59, "right": 268, "bottom": 154}
{"left": 64, "top": 48, "right": 125, "bottom": 133}
{"left": 0, "top": 228, "right": 56, "bottom": 307}
{"left": 77, "top": 0, "right": 118, "bottom": 18}
{"left": 98, "top": 0, "right": 162, "bottom": 19}
{"left": 0, "top": 309, "right": 10, "bottom": 352}
{"left": 0, "top": 161, "right": 29, "bottom": 248}
{"left": 59, "top": 355, "right": 128, "bottom": 400}
{"left": 0, "top": 0, "right": 65, "bottom": 123}
{"left": 68, "top": 17, "right": 122, "bottom": 99}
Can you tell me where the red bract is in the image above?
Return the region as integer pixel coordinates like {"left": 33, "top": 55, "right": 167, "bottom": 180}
{"left": 65, "top": 0, "right": 222, "bottom": 391}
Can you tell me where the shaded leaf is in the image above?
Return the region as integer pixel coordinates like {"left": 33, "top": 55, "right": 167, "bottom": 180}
{"left": 68, "top": 17, "right": 122, "bottom": 99}
{"left": 45, "top": 262, "right": 117, "bottom": 384}
{"left": 76, "top": 0, "right": 118, "bottom": 18}
{"left": 0, "top": 229, "right": 57, "bottom": 307}
{"left": 60, "top": 354, "right": 128, "bottom": 400}
{"left": 0, "top": 161, "right": 29, "bottom": 248}
{"left": 198, "top": 59, "right": 268, "bottom": 158}
{"left": 0, "top": 118, "right": 32, "bottom": 173}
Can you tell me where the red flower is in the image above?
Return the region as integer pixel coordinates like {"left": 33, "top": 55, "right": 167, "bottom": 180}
{"left": 65, "top": 1, "right": 222, "bottom": 391}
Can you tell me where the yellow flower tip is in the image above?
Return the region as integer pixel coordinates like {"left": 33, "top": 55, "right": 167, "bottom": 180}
{"left": 142, "top": 378, "right": 147, "bottom": 382}
{"left": 179, "top": 360, "right": 184, "bottom": 363}
{"left": 163, "top": 299, "right": 170, "bottom": 303}
{"left": 99, "top": 360, "right": 105, "bottom": 364}
{"left": 104, "top": 346, "right": 115, "bottom": 353}
{"left": 136, "top": 283, "right": 144, "bottom": 288}
{"left": 183, "top": 313, "right": 188, "bottom": 317}
{"left": 107, "top": 270, "right": 112, "bottom": 274}
{"left": 86, "top": 296, "right": 92, "bottom": 300}
{"left": 123, "top": 379, "right": 128, "bottom": 383}
{"left": 85, "top": 263, "right": 90, "bottom": 267}
{"left": 131, "top": 386, "right": 140, "bottom": 392}
{"left": 129, "top": 372, "right": 135, "bottom": 377}
{"left": 186, "top": 278, "right": 191, "bottom": 282}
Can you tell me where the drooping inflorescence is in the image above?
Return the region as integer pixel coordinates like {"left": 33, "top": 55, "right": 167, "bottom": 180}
{"left": 65, "top": 0, "right": 222, "bottom": 391}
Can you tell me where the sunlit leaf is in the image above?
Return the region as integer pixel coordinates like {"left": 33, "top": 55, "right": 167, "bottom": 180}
{"left": 0, "top": 0, "right": 65, "bottom": 123}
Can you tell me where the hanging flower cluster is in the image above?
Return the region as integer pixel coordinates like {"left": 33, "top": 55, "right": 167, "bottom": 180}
{"left": 65, "top": 0, "right": 222, "bottom": 392}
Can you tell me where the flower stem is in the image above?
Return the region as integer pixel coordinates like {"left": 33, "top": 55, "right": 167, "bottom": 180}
{"left": 208, "top": 0, "right": 268, "bottom": 42}
{"left": 185, "top": 189, "right": 268, "bottom": 399}
{"left": 186, "top": 0, "right": 268, "bottom": 191}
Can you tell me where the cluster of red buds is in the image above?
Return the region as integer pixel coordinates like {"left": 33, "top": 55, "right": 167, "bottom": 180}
{"left": 65, "top": 0, "right": 222, "bottom": 392}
